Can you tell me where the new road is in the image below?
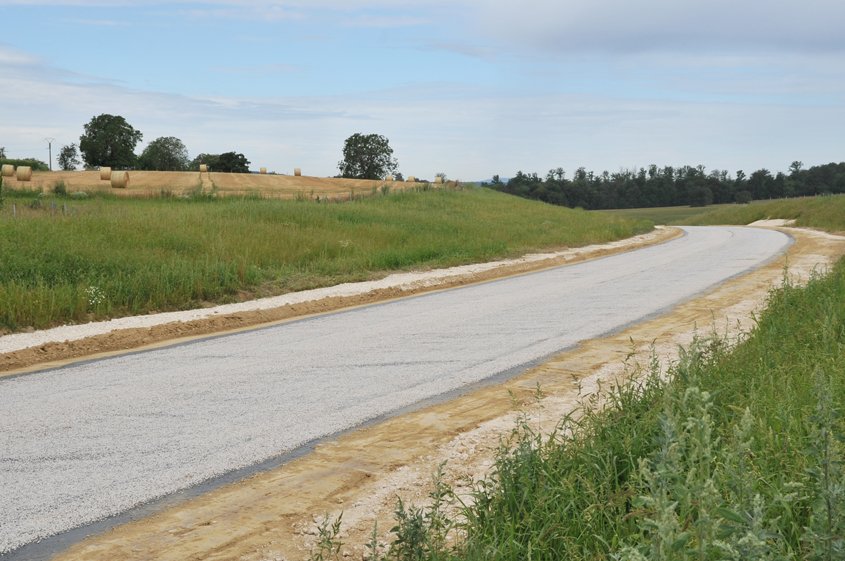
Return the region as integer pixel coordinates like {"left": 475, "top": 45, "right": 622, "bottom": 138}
{"left": 0, "top": 226, "right": 791, "bottom": 556}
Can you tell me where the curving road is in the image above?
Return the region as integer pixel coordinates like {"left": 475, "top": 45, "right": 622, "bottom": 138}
{"left": 0, "top": 226, "right": 791, "bottom": 555}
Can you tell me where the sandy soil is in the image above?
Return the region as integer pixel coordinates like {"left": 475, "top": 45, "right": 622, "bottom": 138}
{"left": 3, "top": 170, "right": 424, "bottom": 200}
{"left": 22, "top": 226, "right": 845, "bottom": 561}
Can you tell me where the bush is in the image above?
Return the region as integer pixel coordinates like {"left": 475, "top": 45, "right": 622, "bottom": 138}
{"left": 0, "top": 158, "right": 49, "bottom": 171}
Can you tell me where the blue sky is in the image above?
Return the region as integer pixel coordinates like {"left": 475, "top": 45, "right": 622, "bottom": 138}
{"left": 1, "top": 0, "right": 843, "bottom": 179}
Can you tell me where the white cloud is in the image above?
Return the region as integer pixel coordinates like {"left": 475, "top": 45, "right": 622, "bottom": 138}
{"left": 474, "top": 0, "right": 845, "bottom": 54}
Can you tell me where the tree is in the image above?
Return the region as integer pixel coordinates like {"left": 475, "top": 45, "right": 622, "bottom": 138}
{"left": 138, "top": 136, "right": 190, "bottom": 171}
{"left": 216, "top": 152, "right": 250, "bottom": 173}
{"left": 337, "top": 133, "right": 398, "bottom": 180}
{"left": 58, "top": 143, "right": 81, "bottom": 171}
{"left": 0, "top": 147, "right": 5, "bottom": 159}
{"left": 79, "top": 114, "right": 143, "bottom": 169}
{"left": 191, "top": 153, "right": 220, "bottom": 171}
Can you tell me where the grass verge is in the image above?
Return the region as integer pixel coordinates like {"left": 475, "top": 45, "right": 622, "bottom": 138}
{"left": 679, "top": 193, "right": 845, "bottom": 232}
{"left": 596, "top": 194, "right": 845, "bottom": 232}
{"left": 313, "top": 258, "right": 845, "bottom": 560}
{"left": 0, "top": 186, "right": 650, "bottom": 332}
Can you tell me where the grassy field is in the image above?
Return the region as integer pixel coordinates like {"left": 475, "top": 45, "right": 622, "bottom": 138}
{"left": 0, "top": 185, "right": 651, "bottom": 332}
{"left": 681, "top": 194, "right": 845, "bottom": 232}
{"left": 596, "top": 203, "right": 733, "bottom": 224}
{"left": 597, "top": 194, "right": 845, "bottom": 232}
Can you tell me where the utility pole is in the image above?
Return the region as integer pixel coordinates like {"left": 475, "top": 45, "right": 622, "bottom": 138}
{"left": 45, "top": 137, "right": 55, "bottom": 171}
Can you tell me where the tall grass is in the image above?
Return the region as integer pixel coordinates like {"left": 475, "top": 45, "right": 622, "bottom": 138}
{"left": 679, "top": 193, "right": 845, "bottom": 232}
{"left": 0, "top": 187, "right": 650, "bottom": 331}
{"left": 319, "top": 259, "right": 845, "bottom": 560}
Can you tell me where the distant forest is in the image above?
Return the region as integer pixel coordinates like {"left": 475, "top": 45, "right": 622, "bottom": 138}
{"left": 486, "top": 161, "right": 845, "bottom": 209}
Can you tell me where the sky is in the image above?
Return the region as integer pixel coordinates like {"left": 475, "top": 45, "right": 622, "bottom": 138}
{"left": 0, "top": 0, "right": 843, "bottom": 180}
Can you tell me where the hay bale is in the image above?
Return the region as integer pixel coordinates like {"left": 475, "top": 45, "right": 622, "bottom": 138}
{"left": 1, "top": 164, "right": 14, "bottom": 177}
{"left": 199, "top": 164, "right": 208, "bottom": 173}
{"left": 406, "top": 176, "right": 416, "bottom": 182}
{"left": 16, "top": 166, "right": 32, "bottom": 182}
{"left": 260, "top": 167, "right": 267, "bottom": 174}
{"left": 434, "top": 176, "right": 443, "bottom": 184}
{"left": 99, "top": 167, "right": 112, "bottom": 181}
{"left": 110, "top": 171, "right": 129, "bottom": 189}
{"left": 294, "top": 168, "right": 302, "bottom": 177}
{"left": 385, "top": 175, "right": 394, "bottom": 181}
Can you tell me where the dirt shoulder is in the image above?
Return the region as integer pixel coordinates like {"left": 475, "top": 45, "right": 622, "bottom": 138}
{"left": 0, "top": 227, "right": 678, "bottom": 377}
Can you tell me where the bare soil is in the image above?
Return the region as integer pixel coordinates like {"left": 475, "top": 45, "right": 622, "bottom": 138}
{"left": 25, "top": 227, "right": 845, "bottom": 561}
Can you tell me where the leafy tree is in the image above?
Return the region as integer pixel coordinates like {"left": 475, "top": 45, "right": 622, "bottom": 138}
{"left": 79, "top": 114, "right": 143, "bottom": 169}
{"left": 393, "top": 171, "right": 405, "bottom": 182}
{"left": 0, "top": 147, "right": 5, "bottom": 159}
{"left": 57, "top": 143, "right": 81, "bottom": 171}
{"left": 735, "top": 190, "right": 753, "bottom": 204}
{"left": 0, "top": 157, "right": 49, "bottom": 171}
{"left": 191, "top": 153, "right": 220, "bottom": 171}
{"left": 215, "top": 152, "right": 250, "bottom": 173}
{"left": 338, "top": 133, "right": 398, "bottom": 180}
{"left": 138, "top": 136, "right": 190, "bottom": 171}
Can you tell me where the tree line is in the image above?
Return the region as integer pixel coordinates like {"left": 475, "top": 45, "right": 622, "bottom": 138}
{"left": 49, "top": 114, "right": 252, "bottom": 173}
{"left": 4, "top": 115, "right": 402, "bottom": 180}
{"left": 486, "top": 161, "right": 845, "bottom": 209}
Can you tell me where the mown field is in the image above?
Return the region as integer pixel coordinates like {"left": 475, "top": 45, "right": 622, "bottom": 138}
{"left": 314, "top": 195, "right": 845, "bottom": 561}
{"left": 0, "top": 184, "right": 651, "bottom": 332}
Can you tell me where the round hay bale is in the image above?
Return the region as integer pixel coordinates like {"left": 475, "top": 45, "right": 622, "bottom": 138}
{"left": 99, "top": 167, "right": 112, "bottom": 181}
{"left": 260, "top": 167, "right": 267, "bottom": 174}
{"left": 110, "top": 171, "right": 129, "bottom": 189}
{"left": 199, "top": 164, "right": 208, "bottom": 173}
{"left": 294, "top": 168, "right": 302, "bottom": 177}
{"left": 385, "top": 175, "right": 394, "bottom": 181}
{"left": 434, "top": 176, "right": 444, "bottom": 184}
{"left": 406, "top": 176, "right": 416, "bottom": 182}
{"left": 1, "top": 164, "right": 14, "bottom": 177}
{"left": 16, "top": 166, "right": 32, "bottom": 182}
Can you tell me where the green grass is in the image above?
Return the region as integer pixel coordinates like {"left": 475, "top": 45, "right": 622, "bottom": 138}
{"left": 680, "top": 194, "right": 845, "bottom": 232}
{"left": 0, "top": 186, "right": 651, "bottom": 331}
{"left": 598, "top": 194, "right": 845, "bottom": 232}
{"left": 316, "top": 257, "right": 845, "bottom": 561}
{"left": 596, "top": 204, "right": 734, "bottom": 225}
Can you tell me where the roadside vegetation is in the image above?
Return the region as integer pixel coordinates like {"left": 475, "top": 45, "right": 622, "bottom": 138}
{"left": 597, "top": 193, "right": 845, "bottom": 231}
{"left": 311, "top": 255, "right": 845, "bottom": 561}
{"left": 0, "top": 185, "right": 650, "bottom": 332}
{"left": 679, "top": 193, "right": 845, "bottom": 232}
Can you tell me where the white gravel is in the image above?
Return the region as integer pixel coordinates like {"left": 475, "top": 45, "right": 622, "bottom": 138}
{"left": 0, "top": 226, "right": 791, "bottom": 554}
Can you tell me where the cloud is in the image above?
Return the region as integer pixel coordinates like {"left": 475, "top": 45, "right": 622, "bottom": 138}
{"left": 0, "top": 44, "right": 41, "bottom": 65}
{"left": 474, "top": 0, "right": 845, "bottom": 55}
{"left": 341, "top": 14, "right": 429, "bottom": 28}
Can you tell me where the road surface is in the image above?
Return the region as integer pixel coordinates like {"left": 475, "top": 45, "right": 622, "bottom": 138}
{"left": 0, "top": 226, "right": 791, "bottom": 555}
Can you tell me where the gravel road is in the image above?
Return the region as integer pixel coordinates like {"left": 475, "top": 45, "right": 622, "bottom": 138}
{"left": 0, "top": 226, "right": 791, "bottom": 554}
